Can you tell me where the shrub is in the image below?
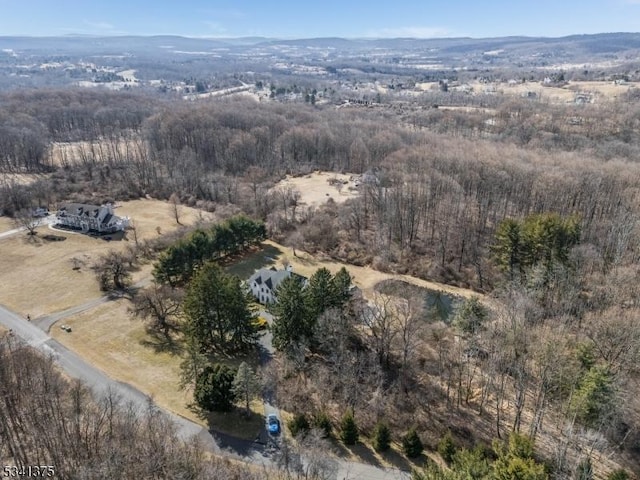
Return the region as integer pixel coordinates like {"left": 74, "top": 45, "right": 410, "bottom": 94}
{"left": 437, "top": 431, "right": 457, "bottom": 464}
{"left": 372, "top": 422, "right": 391, "bottom": 452}
{"left": 607, "top": 470, "right": 629, "bottom": 480}
{"left": 340, "top": 411, "right": 359, "bottom": 445}
{"left": 312, "top": 411, "right": 333, "bottom": 438}
{"left": 288, "top": 412, "right": 310, "bottom": 437}
{"left": 403, "top": 428, "right": 424, "bottom": 458}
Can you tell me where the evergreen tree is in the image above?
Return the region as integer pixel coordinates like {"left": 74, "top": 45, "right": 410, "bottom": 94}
{"left": 232, "top": 362, "right": 261, "bottom": 415}
{"left": 288, "top": 412, "right": 310, "bottom": 437}
{"left": 492, "top": 433, "right": 546, "bottom": 480}
{"left": 306, "top": 267, "right": 335, "bottom": 320}
{"left": 372, "top": 422, "right": 391, "bottom": 452}
{"left": 332, "top": 267, "right": 353, "bottom": 307}
{"left": 272, "top": 275, "right": 311, "bottom": 352}
{"left": 403, "top": 428, "right": 423, "bottom": 458}
{"left": 194, "top": 363, "right": 236, "bottom": 412}
{"left": 437, "top": 431, "right": 456, "bottom": 464}
{"left": 184, "top": 261, "right": 258, "bottom": 354}
{"left": 452, "top": 296, "right": 488, "bottom": 335}
{"left": 570, "top": 364, "right": 615, "bottom": 427}
{"left": 312, "top": 411, "right": 333, "bottom": 438}
{"left": 340, "top": 411, "right": 359, "bottom": 445}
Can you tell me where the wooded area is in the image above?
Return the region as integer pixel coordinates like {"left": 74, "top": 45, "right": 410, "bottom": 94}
{"left": 2, "top": 83, "right": 640, "bottom": 479}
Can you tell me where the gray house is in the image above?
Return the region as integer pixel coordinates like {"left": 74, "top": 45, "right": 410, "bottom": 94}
{"left": 56, "top": 203, "right": 129, "bottom": 233}
{"left": 248, "top": 266, "right": 307, "bottom": 304}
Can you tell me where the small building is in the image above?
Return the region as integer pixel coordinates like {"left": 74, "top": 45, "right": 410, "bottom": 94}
{"left": 56, "top": 203, "right": 129, "bottom": 233}
{"left": 248, "top": 266, "right": 307, "bottom": 304}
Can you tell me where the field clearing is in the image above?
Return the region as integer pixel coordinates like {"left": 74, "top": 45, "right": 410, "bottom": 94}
{"left": 471, "top": 80, "right": 635, "bottom": 104}
{"left": 273, "top": 171, "right": 360, "bottom": 208}
{"left": 0, "top": 199, "right": 206, "bottom": 316}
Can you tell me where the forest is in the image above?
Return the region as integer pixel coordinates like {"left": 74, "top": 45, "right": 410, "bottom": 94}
{"left": 1, "top": 78, "right": 640, "bottom": 480}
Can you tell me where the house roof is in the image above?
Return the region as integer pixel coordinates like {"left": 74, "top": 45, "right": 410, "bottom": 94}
{"left": 248, "top": 268, "right": 307, "bottom": 293}
{"left": 58, "top": 203, "right": 101, "bottom": 218}
{"left": 58, "top": 203, "right": 116, "bottom": 225}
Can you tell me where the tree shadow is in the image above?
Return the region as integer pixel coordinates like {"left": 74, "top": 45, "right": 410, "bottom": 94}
{"left": 347, "top": 442, "right": 383, "bottom": 467}
{"left": 139, "top": 329, "right": 184, "bottom": 356}
{"left": 332, "top": 441, "right": 382, "bottom": 468}
{"left": 381, "top": 447, "right": 414, "bottom": 471}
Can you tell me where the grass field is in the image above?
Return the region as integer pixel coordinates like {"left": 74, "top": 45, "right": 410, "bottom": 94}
{"left": 0, "top": 199, "right": 206, "bottom": 316}
{"left": 272, "top": 171, "right": 360, "bottom": 209}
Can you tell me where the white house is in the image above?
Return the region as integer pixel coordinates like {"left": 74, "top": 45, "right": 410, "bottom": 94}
{"left": 248, "top": 266, "right": 307, "bottom": 304}
{"left": 56, "top": 203, "right": 129, "bottom": 234}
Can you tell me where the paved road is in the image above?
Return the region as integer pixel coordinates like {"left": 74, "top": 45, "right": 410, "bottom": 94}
{"left": 0, "top": 303, "right": 217, "bottom": 451}
{"left": 2, "top": 296, "right": 409, "bottom": 479}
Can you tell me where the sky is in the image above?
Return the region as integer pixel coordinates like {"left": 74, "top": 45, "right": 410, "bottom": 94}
{"left": 0, "top": 0, "right": 639, "bottom": 39}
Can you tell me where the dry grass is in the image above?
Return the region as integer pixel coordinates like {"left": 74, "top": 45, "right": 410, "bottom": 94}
{"left": 0, "top": 216, "right": 15, "bottom": 233}
{"left": 50, "top": 299, "right": 202, "bottom": 423}
{"left": 272, "top": 171, "right": 360, "bottom": 208}
{"left": 262, "top": 240, "right": 479, "bottom": 301}
{"left": 0, "top": 199, "right": 207, "bottom": 316}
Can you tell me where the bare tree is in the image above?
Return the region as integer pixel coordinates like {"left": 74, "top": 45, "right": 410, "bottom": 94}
{"left": 169, "top": 193, "right": 183, "bottom": 225}
{"left": 130, "top": 283, "right": 183, "bottom": 338}
{"left": 14, "top": 208, "right": 43, "bottom": 237}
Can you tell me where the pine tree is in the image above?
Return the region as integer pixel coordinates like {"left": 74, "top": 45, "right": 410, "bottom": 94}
{"left": 403, "top": 428, "right": 424, "bottom": 458}
{"left": 340, "top": 411, "right": 359, "bottom": 445}
{"left": 232, "top": 362, "right": 261, "bottom": 415}
{"left": 194, "top": 363, "right": 236, "bottom": 412}
{"left": 183, "top": 262, "right": 258, "bottom": 354}
{"left": 272, "top": 276, "right": 311, "bottom": 352}
{"left": 288, "top": 412, "right": 310, "bottom": 437}
{"left": 372, "top": 422, "right": 391, "bottom": 452}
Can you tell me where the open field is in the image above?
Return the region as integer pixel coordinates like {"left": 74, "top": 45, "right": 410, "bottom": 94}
{"left": 415, "top": 80, "right": 636, "bottom": 104}
{"left": 50, "top": 299, "right": 196, "bottom": 421}
{"left": 273, "top": 171, "right": 360, "bottom": 208}
{"left": 0, "top": 216, "right": 14, "bottom": 233}
{"left": 0, "top": 199, "right": 207, "bottom": 316}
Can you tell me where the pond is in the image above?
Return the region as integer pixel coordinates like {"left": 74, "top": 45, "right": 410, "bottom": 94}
{"left": 374, "top": 278, "right": 462, "bottom": 324}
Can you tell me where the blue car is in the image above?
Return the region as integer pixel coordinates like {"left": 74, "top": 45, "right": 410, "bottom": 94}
{"left": 266, "top": 414, "right": 281, "bottom": 435}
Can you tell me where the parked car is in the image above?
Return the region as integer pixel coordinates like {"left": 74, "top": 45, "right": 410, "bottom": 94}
{"left": 266, "top": 414, "right": 280, "bottom": 435}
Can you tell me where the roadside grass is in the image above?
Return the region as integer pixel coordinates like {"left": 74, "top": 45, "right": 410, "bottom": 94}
{"left": 207, "top": 399, "right": 265, "bottom": 440}
{"left": 50, "top": 299, "right": 201, "bottom": 424}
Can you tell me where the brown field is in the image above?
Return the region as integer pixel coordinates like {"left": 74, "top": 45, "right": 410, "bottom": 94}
{"left": 0, "top": 216, "right": 14, "bottom": 233}
{"left": 50, "top": 299, "right": 197, "bottom": 421}
{"left": 0, "top": 199, "right": 207, "bottom": 316}
{"left": 273, "top": 171, "right": 360, "bottom": 208}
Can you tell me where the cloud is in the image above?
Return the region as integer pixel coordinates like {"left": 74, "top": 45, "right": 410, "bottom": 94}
{"left": 364, "top": 26, "right": 452, "bottom": 38}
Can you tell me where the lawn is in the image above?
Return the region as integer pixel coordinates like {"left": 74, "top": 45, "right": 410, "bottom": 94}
{"left": 224, "top": 244, "right": 283, "bottom": 280}
{"left": 50, "top": 299, "right": 200, "bottom": 422}
{"left": 0, "top": 199, "right": 207, "bottom": 317}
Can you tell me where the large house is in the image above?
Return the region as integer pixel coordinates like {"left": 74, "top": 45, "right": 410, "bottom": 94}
{"left": 248, "top": 266, "right": 307, "bottom": 304}
{"left": 56, "top": 203, "right": 130, "bottom": 234}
